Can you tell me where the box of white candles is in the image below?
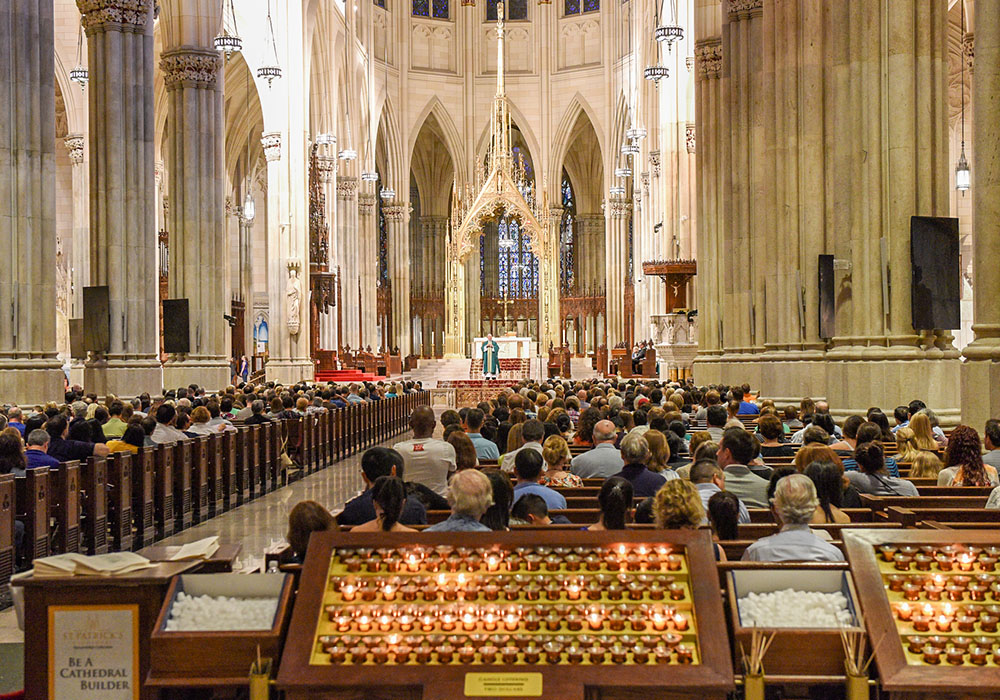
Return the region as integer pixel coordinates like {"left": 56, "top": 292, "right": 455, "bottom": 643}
{"left": 149, "top": 573, "right": 295, "bottom": 684}
{"left": 726, "top": 567, "right": 865, "bottom": 677}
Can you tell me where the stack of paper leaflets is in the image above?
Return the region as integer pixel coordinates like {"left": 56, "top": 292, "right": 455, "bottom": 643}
{"left": 166, "top": 536, "right": 221, "bottom": 561}
{"left": 33, "top": 551, "right": 154, "bottom": 577}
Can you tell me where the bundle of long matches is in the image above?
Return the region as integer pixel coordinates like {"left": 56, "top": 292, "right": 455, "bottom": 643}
{"left": 839, "top": 628, "right": 875, "bottom": 677}
{"left": 740, "top": 628, "right": 775, "bottom": 677}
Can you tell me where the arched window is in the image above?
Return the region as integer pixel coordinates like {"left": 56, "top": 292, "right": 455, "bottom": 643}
{"left": 497, "top": 218, "right": 538, "bottom": 298}
{"left": 413, "top": 0, "right": 447, "bottom": 17}
{"left": 487, "top": 0, "right": 527, "bottom": 21}
{"left": 560, "top": 173, "right": 575, "bottom": 293}
{"left": 564, "top": 0, "right": 597, "bottom": 15}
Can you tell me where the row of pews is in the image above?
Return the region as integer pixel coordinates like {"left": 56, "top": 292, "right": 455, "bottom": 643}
{"left": 0, "top": 391, "right": 429, "bottom": 595}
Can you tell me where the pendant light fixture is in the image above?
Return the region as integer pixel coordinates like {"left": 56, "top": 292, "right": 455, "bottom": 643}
{"left": 379, "top": 37, "right": 395, "bottom": 200}
{"left": 70, "top": 20, "right": 88, "bottom": 89}
{"left": 956, "top": 0, "right": 970, "bottom": 193}
{"left": 257, "top": 0, "right": 282, "bottom": 87}
{"left": 654, "top": 0, "right": 683, "bottom": 49}
{"left": 241, "top": 65, "right": 255, "bottom": 223}
{"left": 214, "top": 0, "right": 242, "bottom": 57}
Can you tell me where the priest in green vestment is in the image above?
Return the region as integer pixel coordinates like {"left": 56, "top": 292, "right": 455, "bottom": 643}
{"left": 482, "top": 334, "right": 500, "bottom": 379}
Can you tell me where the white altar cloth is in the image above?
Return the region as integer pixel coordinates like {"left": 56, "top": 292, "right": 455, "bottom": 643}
{"left": 473, "top": 337, "right": 532, "bottom": 359}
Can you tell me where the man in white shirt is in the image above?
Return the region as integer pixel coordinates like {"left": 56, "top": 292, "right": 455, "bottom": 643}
{"left": 499, "top": 419, "right": 545, "bottom": 472}
{"left": 690, "top": 459, "right": 750, "bottom": 524}
{"left": 570, "top": 420, "right": 624, "bottom": 478}
{"left": 150, "top": 404, "right": 191, "bottom": 444}
{"left": 393, "top": 406, "right": 456, "bottom": 498}
{"left": 742, "top": 474, "right": 845, "bottom": 562}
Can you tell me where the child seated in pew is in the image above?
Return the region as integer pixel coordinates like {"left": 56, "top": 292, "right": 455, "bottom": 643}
{"left": 510, "top": 494, "right": 552, "bottom": 526}
{"left": 285, "top": 500, "right": 335, "bottom": 564}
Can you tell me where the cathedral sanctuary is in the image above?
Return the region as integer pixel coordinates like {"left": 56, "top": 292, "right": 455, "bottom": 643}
{"left": 2, "top": 0, "right": 1000, "bottom": 698}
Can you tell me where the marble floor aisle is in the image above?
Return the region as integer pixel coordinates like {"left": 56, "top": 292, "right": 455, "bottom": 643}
{"left": 0, "top": 430, "right": 415, "bottom": 643}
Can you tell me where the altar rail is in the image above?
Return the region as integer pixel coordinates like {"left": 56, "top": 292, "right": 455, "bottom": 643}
{"left": 0, "top": 392, "right": 429, "bottom": 598}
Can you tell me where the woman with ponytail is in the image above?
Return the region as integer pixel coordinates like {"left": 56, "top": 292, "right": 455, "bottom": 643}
{"left": 588, "top": 477, "right": 634, "bottom": 531}
{"left": 351, "top": 476, "right": 415, "bottom": 532}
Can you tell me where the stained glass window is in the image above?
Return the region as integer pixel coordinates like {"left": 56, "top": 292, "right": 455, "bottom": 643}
{"left": 432, "top": 0, "right": 449, "bottom": 18}
{"left": 487, "top": 0, "right": 526, "bottom": 20}
{"left": 377, "top": 184, "right": 389, "bottom": 287}
{"left": 374, "top": 0, "right": 386, "bottom": 8}
{"left": 412, "top": 0, "right": 429, "bottom": 16}
{"left": 560, "top": 174, "right": 575, "bottom": 294}
{"left": 582, "top": 0, "right": 599, "bottom": 11}
{"left": 497, "top": 218, "right": 538, "bottom": 299}
{"left": 564, "top": 0, "right": 580, "bottom": 15}
{"left": 486, "top": 0, "right": 498, "bottom": 20}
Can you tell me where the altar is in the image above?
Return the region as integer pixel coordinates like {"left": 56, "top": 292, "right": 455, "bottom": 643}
{"left": 473, "top": 336, "right": 532, "bottom": 359}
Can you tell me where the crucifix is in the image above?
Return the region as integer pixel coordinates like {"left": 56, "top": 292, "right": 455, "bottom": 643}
{"left": 498, "top": 294, "right": 515, "bottom": 334}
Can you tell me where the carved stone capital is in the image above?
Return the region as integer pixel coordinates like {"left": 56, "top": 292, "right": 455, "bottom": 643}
{"left": 316, "top": 155, "right": 337, "bottom": 183}
{"left": 549, "top": 207, "right": 564, "bottom": 221}
{"left": 965, "top": 32, "right": 974, "bottom": 72}
{"left": 383, "top": 203, "right": 407, "bottom": 222}
{"left": 649, "top": 150, "right": 661, "bottom": 177}
{"left": 685, "top": 123, "right": 696, "bottom": 154}
{"left": 727, "top": 0, "right": 762, "bottom": 17}
{"left": 77, "top": 0, "right": 151, "bottom": 30}
{"left": 160, "top": 49, "right": 221, "bottom": 90}
{"left": 605, "top": 198, "right": 632, "bottom": 218}
{"left": 261, "top": 132, "right": 282, "bottom": 162}
{"left": 337, "top": 176, "right": 358, "bottom": 200}
{"left": 695, "top": 40, "right": 722, "bottom": 80}
{"left": 64, "top": 134, "right": 85, "bottom": 165}
{"left": 358, "top": 193, "right": 377, "bottom": 216}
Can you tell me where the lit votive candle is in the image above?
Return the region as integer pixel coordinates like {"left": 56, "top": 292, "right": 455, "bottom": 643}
{"left": 896, "top": 603, "right": 913, "bottom": 621}
{"left": 894, "top": 554, "right": 913, "bottom": 571}
{"left": 666, "top": 555, "right": 683, "bottom": 571}
{"left": 357, "top": 615, "right": 372, "bottom": 632}
{"left": 588, "top": 612, "right": 603, "bottom": 631}
{"left": 959, "top": 553, "right": 977, "bottom": 572}
{"left": 970, "top": 646, "right": 989, "bottom": 665}
{"left": 398, "top": 615, "right": 413, "bottom": 632}
{"left": 341, "top": 583, "right": 358, "bottom": 601}
{"left": 672, "top": 613, "right": 690, "bottom": 632}
{"left": 437, "top": 644, "right": 455, "bottom": 664}
{"left": 651, "top": 612, "right": 667, "bottom": 631}
{"left": 907, "top": 636, "right": 926, "bottom": 654}
{"left": 485, "top": 554, "right": 500, "bottom": 572}
{"left": 669, "top": 583, "right": 686, "bottom": 601}
{"left": 880, "top": 545, "right": 898, "bottom": 562}
{"left": 980, "top": 614, "right": 999, "bottom": 633}
{"left": 462, "top": 613, "right": 477, "bottom": 631}
{"left": 567, "top": 583, "right": 582, "bottom": 601}
{"left": 503, "top": 612, "right": 519, "bottom": 631}
{"left": 935, "top": 615, "right": 953, "bottom": 633}
{"left": 483, "top": 613, "right": 498, "bottom": 631}
{"left": 441, "top": 613, "right": 456, "bottom": 631}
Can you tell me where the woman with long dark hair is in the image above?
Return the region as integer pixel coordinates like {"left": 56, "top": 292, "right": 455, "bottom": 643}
{"left": 0, "top": 432, "right": 26, "bottom": 477}
{"left": 480, "top": 468, "right": 514, "bottom": 531}
{"left": 573, "top": 407, "right": 601, "bottom": 447}
{"left": 804, "top": 460, "right": 850, "bottom": 523}
{"left": 939, "top": 425, "right": 998, "bottom": 487}
{"left": 846, "top": 442, "right": 919, "bottom": 496}
{"left": 588, "top": 477, "right": 634, "bottom": 531}
{"left": 352, "top": 476, "right": 414, "bottom": 532}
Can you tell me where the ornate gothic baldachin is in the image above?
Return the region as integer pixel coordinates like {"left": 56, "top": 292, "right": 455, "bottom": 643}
{"left": 77, "top": 0, "right": 151, "bottom": 30}
{"left": 160, "top": 50, "right": 221, "bottom": 90}
{"left": 261, "top": 132, "right": 282, "bottom": 162}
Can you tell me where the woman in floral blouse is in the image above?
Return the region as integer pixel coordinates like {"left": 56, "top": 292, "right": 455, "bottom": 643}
{"left": 539, "top": 435, "right": 583, "bottom": 488}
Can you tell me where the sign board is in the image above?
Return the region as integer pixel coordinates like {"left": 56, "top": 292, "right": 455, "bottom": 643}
{"left": 48, "top": 604, "right": 139, "bottom": 700}
{"left": 464, "top": 672, "right": 543, "bottom": 697}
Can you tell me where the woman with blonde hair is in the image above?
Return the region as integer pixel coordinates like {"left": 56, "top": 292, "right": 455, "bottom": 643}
{"left": 895, "top": 427, "right": 922, "bottom": 463}
{"left": 540, "top": 435, "right": 582, "bottom": 487}
{"left": 909, "top": 413, "right": 939, "bottom": 453}
{"left": 506, "top": 423, "right": 524, "bottom": 454}
{"left": 909, "top": 451, "right": 944, "bottom": 479}
{"left": 653, "top": 480, "right": 726, "bottom": 561}
{"left": 643, "top": 430, "right": 672, "bottom": 473}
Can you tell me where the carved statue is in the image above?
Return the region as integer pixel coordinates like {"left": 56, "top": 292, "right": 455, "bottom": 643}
{"left": 666, "top": 318, "right": 677, "bottom": 345}
{"left": 286, "top": 268, "right": 301, "bottom": 335}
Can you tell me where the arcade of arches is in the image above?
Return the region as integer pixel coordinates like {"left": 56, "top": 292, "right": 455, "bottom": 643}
{"left": 4, "top": 0, "right": 1000, "bottom": 426}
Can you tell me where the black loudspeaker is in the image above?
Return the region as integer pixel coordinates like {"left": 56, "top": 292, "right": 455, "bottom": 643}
{"left": 818, "top": 254, "right": 835, "bottom": 339}
{"left": 69, "top": 319, "right": 86, "bottom": 359}
{"left": 162, "top": 299, "right": 191, "bottom": 354}
{"left": 82, "top": 286, "right": 111, "bottom": 353}
{"left": 910, "top": 216, "right": 960, "bottom": 331}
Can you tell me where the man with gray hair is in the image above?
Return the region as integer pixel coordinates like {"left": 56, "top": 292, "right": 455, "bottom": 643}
{"left": 426, "top": 469, "right": 493, "bottom": 532}
{"left": 741, "top": 474, "right": 844, "bottom": 562}
{"left": 25, "top": 429, "right": 61, "bottom": 470}
{"left": 612, "top": 431, "right": 674, "bottom": 497}
{"left": 570, "top": 419, "right": 624, "bottom": 478}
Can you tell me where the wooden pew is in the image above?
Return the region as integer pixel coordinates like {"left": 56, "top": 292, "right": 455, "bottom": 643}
{"left": 50, "top": 461, "right": 81, "bottom": 554}
{"left": 106, "top": 452, "right": 133, "bottom": 553}
{"left": 859, "top": 494, "right": 989, "bottom": 512}
{"left": 260, "top": 422, "right": 275, "bottom": 493}
{"left": 248, "top": 425, "right": 262, "bottom": 499}
{"left": 206, "top": 433, "right": 225, "bottom": 518}
{"left": 133, "top": 449, "right": 155, "bottom": 549}
{"left": 268, "top": 421, "right": 283, "bottom": 488}
{"left": 222, "top": 430, "right": 239, "bottom": 511}
{"left": 190, "top": 437, "right": 210, "bottom": 524}
{"left": 173, "top": 441, "right": 194, "bottom": 530}
{"left": 884, "top": 506, "right": 1000, "bottom": 528}
{"left": 747, "top": 508, "right": 875, "bottom": 524}
{"left": 154, "top": 444, "right": 175, "bottom": 539}
{"left": 16, "top": 468, "right": 50, "bottom": 564}
{"left": 81, "top": 456, "right": 109, "bottom": 555}
{"left": 0, "top": 474, "right": 14, "bottom": 597}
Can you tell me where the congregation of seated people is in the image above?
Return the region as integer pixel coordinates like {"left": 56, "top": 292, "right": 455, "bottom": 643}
{"left": 284, "top": 379, "right": 1000, "bottom": 566}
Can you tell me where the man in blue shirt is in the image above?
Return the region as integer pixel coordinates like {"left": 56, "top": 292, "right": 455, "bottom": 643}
{"left": 24, "top": 429, "right": 61, "bottom": 470}
{"left": 346, "top": 384, "right": 364, "bottom": 404}
{"left": 464, "top": 408, "right": 499, "bottom": 461}
{"left": 6, "top": 407, "right": 25, "bottom": 436}
{"left": 336, "top": 447, "right": 427, "bottom": 527}
{"left": 737, "top": 383, "right": 760, "bottom": 415}
{"left": 512, "top": 450, "right": 566, "bottom": 512}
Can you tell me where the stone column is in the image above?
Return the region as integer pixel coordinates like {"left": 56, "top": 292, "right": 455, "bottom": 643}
{"left": 0, "top": 0, "right": 64, "bottom": 403}
{"left": 604, "top": 198, "right": 630, "bottom": 347}
{"left": 159, "top": 44, "right": 229, "bottom": 390}
{"left": 64, "top": 134, "right": 89, "bottom": 319}
{"left": 962, "top": 0, "right": 1000, "bottom": 426}
{"left": 385, "top": 201, "right": 411, "bottom": 355}
{"left": 336, "top": 177, "right": 359, "bottom": 348}
{"left": 539, "top": 208, "right": 564, "bottom": 350}
{"left": 358, "top": 192, "right": 378, "bottom": 348}
{"left": 78, "top": 0, "right": 161, "bottom": 397}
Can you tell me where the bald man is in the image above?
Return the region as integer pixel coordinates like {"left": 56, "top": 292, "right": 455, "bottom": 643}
{"left": 393, "top": 406, "right": 457, "bottom": 498}
{"left": 570, "top": 419, "right": 624, "bottom": 478}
